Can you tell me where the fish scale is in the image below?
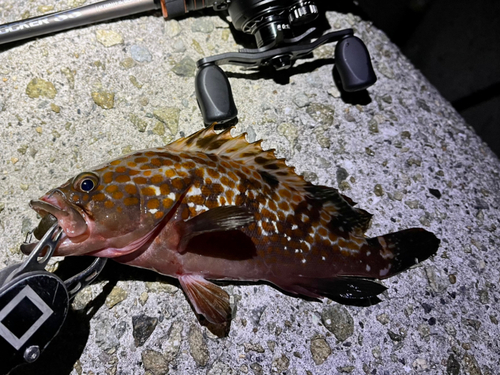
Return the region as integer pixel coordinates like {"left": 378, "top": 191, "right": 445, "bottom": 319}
{"left": 23, "top": 125, "right": 440, "bottom": 327}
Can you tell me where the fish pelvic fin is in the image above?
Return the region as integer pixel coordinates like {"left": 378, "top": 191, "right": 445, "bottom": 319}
{"left": 178, "top": 274, "right": 232, "bottom": 324}
{"left": 366, "top": 228, "right": 440, "bottom": 279}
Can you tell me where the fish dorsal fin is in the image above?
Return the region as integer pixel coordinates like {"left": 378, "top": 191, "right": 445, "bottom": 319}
{"left": 166, "top": 125, "right": 307, "bottom": 190}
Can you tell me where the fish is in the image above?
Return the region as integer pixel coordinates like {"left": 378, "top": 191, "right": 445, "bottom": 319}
{"left": 22, "top": 125, "right": 439, "bottom": 325}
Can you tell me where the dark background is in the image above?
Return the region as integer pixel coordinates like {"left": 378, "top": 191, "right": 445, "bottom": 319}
{"left": 349, "top": 0, "right": 500, "bottom": 157}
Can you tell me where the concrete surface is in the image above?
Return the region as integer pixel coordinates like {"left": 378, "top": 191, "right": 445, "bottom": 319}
{"left": 1, "top": 1, "right": 499, "bottom": 374}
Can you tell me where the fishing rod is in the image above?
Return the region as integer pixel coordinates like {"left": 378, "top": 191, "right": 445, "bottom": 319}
{"left": 0, "top": 0, "right": 229, "bottom": 46}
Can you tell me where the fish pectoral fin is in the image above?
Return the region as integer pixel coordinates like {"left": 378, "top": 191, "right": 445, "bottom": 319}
{"left": 281, "top": 276, "right": 387, "bottom": 307}
{"left": 178, "top": 206, "right": 254, "bottom": 253}
{"left": 178, "top": 274, "right": 232, "bottom": 324}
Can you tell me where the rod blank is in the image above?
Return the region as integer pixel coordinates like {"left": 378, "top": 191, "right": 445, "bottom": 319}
{"left": 0, "top": 0, "right": 160, "bottom": 46}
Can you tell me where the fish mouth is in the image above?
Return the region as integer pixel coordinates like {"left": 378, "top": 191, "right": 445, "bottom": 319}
{"left": 21, "top": 191, "right": 90, "bottom": 255}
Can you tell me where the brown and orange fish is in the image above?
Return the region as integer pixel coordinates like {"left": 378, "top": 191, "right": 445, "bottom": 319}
{"left": 22, "top": 125, "right": 439, "bottom": 325}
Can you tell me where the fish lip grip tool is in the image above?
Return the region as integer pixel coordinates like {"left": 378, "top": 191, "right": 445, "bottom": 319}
{"left": 0, "top": 224, "right": 106, "bottom": 373}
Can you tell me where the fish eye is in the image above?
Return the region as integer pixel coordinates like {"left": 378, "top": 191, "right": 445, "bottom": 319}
{"left": 80, "top": 179, "right": 95, "bottom": 193}
{"left": 73, "top": 173, "right": 99, "bottom": 193}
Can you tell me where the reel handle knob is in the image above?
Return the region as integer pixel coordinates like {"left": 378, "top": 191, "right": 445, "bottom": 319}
{"left": 335, "top": 36, "right": 377, "bottom": 92}
{"left": 195, "top": 64, "right": 238, "bottom": 125}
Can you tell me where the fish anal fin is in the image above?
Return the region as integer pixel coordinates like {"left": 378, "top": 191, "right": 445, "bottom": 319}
{"left": 278, "top": 277, "right": 387, "bottom": 307}
{"left": 178, "top": 206, "right": 254, "bottom": 253}
{"left": 178, "top": 274, "right": 231, "bottom": 324}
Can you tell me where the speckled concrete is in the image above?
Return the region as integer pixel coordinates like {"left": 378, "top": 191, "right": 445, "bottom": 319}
{"left": 1, "top": 1, "right": 499, "bottom": 375}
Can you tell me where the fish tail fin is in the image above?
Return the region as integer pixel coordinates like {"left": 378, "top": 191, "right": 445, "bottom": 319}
{"left": 276, "top": 228, "right": 439, "bottom": 306}
{"left": 365, "top": 228, "right": 440, "bottom": 279}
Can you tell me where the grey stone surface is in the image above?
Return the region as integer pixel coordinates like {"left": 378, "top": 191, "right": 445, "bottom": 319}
{"left": 1, "top": 1, "right": 499, "bottom": 374}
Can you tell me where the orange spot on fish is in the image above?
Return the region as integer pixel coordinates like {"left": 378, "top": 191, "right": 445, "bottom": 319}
{"left": 92, "top": 193, "right": 105, "bottom": 202}
{"left": 151, "top": 158, "right": 161, "bottom": 167}
{"left": 104, "top": 201, "right": 115, "bottom": 209}
{"left": 338, "top": 237, "right": 347, "bottom": 248}
{"left": 103, "top": 172, "right": 113, "bottom": 184}
{"left": 225, "top": 190, "right": 234, "bottom": 203}
{"left": 72, "top": 195, "right": 79, "bottom": 202}
{"left": 129, "top": 170, "right": 140, "bottom": 176}
{"left": 162, "top": 197, "right": 174, "bottom": 208}
{"left": 125, "top": 185, "right": 137, "bottom": 195}
{"left": 165, "top": 169, "right": 176, "bottom": 178}
{"left": 155, "top": 211, "right": 164, "bottom": 220}
{"left": 278, "top": 201, "right": 289, "bottom": 211}
{"left": 235, "top": 195, "right": 244, "bottom": 206}
{"left": 171, "top": 178, "right": 185, "bottom": 190}
{"left": 205, "top": 200, "right": 219, "bottom": 209}
{"left": 211, "top": 183, "right": 224, "bottom": 195}
{"left": 189, "top": 195, "right": 204, "bottom": 205}
{"left": 127, "top": 162, "right": 137, "bottom": 168}
{"left": 106, "top": 185, "right": 118, "bottom": 193}
{"left": 262, "top": 221, "right": 275, "bottom": 232}
{"left": 145, "top": 151, "right": 156, "bottom": 157}
{"left": 115, "top": 175, "right": 131, "bottom": 183}
{"left": 133, "top": 177, "right": 147, "bottom": 185}
{"left": 143, "top": 170, "right": 152, "bottom": 177}
{"left": 160, "top": 184, "right": 170, "bottom": 195}
{"left": 278, "top": 188, "right": 292, "bottom": 199}
{"left": 124, "top": 197, "right": 139, "bottom": 206}
{"left": 116, "top": 166, "right": 126, "bottom": 173}
{"left": 110, "top": 160, "right": 121, "bottom": 166}
{"left": 162, "top": 159, "right": 174, "bottom": 167}
{"left": 183, "top": 161, "right": 196, "bottom": 169}
{"left": 181, "top": 208, "right": 190, "bottom": 220}
{"left": 135, "top": 157, "right": 148, "bottom": 163}
{"left": 117, "top": 206, "right": 123, "bottom": 213}
{"left": 113, "top": 191, "right": 124, "bottom": 200}
{"left": 318, "top": 227, "right": 328, "bottom": 237}
{"left": 147, "top": 198, "right": 160, "bottom": 210}
{"left": 268, "top": 200, "right": 277, "bottom": 211}
{"left": 207, "top": 168, "right": 220, "bottom": 179}
{"left": 151, "top": 175, "right": 163, "bottom": 184}
{"left": 141, "top": 187, "right": 157, "bottom": 196}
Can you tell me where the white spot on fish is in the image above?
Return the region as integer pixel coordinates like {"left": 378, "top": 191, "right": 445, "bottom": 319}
{"left": 301, "top": 259, "right": 306, "bottom": 263}
{"left": 167, "top": 192, "right": 176, "bottom": 201}
{"left": 321, "top": 256, "right": 326, "bottom": 261}
{"left": 366, "top": 264, "right": 371, "bottom": 272}
{"left": 149, "top": 185, "right": 161, "bottom": 196}
{"left": 295, "top": 249, "right": 299, "bottom": 253}
{"left": 379, "top": 265, "right": 391, "bottom": 276}
{"left": 149, "top": 209, "right": 158, "bottom": 215}
{"left": 291, "top": 224, "right": 298, "bottom": 230}
{"left": 366, "top": 251, "right": 371, "bottom": 256}
{"left": 189, "top": 186, "right": 202, "bottom": 196}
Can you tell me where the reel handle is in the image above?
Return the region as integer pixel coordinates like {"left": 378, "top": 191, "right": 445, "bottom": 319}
{"left": 195, "top": 64, "right": 238, "bottom": 125}
{"left": 334, "top": 35, "right": 377, "bottom": 92}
